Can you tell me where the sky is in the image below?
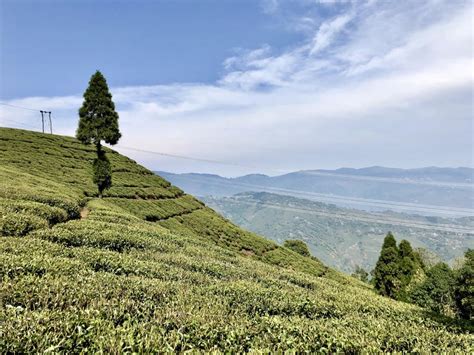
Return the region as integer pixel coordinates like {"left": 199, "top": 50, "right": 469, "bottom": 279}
{"left": 0, "top": 0, "right": 473, "bottom": 176}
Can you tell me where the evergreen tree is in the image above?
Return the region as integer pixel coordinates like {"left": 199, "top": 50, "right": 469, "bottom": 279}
{"left": 454, "top": 249, "right": 473, "bottom": 320}
{"left": 397, "top": 240, "right": 417, "bottom": 300}
{"left": 77, "top": 71, "right": 121, "bottom": 148}
{"left": 373, "top": 232, "right": 401, "bottom": 298}
{"left": 399, "top": 239, "right": 414, "bottom": 259}
{"left": 92, "top": 150, "right": 112, "bottom": 197}
{"left": 76, "top": 71, "right": 121, "bottom": 196}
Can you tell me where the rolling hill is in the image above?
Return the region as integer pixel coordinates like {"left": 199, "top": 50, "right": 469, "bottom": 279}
{"left": 203, "top": 192, "right": 474, "bottom": 273}
{"left": 0, "top": 128, "right": 472, "bottom": 352}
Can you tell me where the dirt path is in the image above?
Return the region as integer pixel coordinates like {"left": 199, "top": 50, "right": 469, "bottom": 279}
{"left": 80, "top": 207, "right": 89, "bottom": 219}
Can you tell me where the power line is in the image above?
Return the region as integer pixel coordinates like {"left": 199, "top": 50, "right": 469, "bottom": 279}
{"left": 115, "top": 145, "right": 289, "bottom": 174}
{"left": 0, "top": 102, "right": 41, "bottom": 112}
{"left": 0, "top": 118, "right": 38, "bottom": 130}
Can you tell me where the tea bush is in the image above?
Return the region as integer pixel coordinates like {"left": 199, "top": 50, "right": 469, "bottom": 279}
{"left": 0, "top": 128, "right": 472, "bottom": 352}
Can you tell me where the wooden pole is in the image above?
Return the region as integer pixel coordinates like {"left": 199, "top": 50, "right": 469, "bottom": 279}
{"left": 48, "top": 111, "right": 52, "bottom": 134}
{"left": 40, "top": 111, "right": 44, "bottom": 133}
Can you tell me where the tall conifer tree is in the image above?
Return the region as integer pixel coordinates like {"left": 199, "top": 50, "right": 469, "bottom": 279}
{"left": 373, "top": 232, "right": 401, "bottom": 298}
{"left": 454, "top": 249, "right": 473, "bottom": 320}
{"left": 77, "top": 71, "right": 121, "bottom": 197}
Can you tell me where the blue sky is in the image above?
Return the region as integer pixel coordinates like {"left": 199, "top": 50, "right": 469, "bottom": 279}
{"left": 1, "top": 0, "right": 473, "bottom": 176}
{"left": 1, "top": 0, "right": 305, "bottom": 98}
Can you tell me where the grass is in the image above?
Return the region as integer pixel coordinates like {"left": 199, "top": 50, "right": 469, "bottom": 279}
{"left": 0, "top": 127, "right": 472, "bottom": 352}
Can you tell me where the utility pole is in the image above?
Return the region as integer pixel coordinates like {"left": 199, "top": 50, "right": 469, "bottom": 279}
{"left": 47, "top": 111, "right": 52, "bottom": 134}
{"left": 40, "top": 110, "right": 45, "bottom": 133}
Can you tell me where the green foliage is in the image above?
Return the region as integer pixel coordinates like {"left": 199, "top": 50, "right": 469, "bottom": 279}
{"left": 283, "top": 239, "right": 311, "bottom": 257}
{"left": 454, "top": 249, "right": 473, "bottom": 320}
{"left": 407, "top": 249, "right": 473, "bottom": 320}
{"left": 76, "top": 71, "right": 121, "bottom": 146}
{"left": 92, "top": 151, "right": 112, "bottom": 196}
{"left": 0, "top": 128, "right": 472, "bottom": 352}
{"left": 0, "top": 212, "right": 48, "bottom": 236}
{"left": 373, "top": 236, "right": 425, "bottom": 301}
{"left": 410, "top": 263, "right": 456, "bottom": 316}
{"left": 382, "top": 232, "right": 397, "bottom": 249}
{"left": 397, "top": 239, "right": 418, "bottom": 301}
{"left": 0, "top": 199, "right": 68, "bottom": 225}
{"left": 373, "top": 232, "right": 402, "bottom": 298}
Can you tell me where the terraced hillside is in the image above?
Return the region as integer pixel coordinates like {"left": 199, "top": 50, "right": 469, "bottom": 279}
{"left": 0, "top": 128, "right": 472, "bottom": 352}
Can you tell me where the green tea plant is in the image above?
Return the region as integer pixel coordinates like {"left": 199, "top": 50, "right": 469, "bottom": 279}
{"left": 0, "top": 128, "right": 472, "bottom": 352}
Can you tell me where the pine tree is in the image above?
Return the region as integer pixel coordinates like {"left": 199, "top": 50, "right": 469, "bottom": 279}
{"left": 397, "top": 239, "right": 417, "bottom": 301}
{"left": 373, "top": 232, "right": 402, "bottom": 298}
{"left": 76, "top": 71, "right": 121, "bottom": 197}
{"left": 77, "top": 71, "right": 121, "bottom": 149}
{"left": 454, "top": 249, "right": 473, "bottom": 320}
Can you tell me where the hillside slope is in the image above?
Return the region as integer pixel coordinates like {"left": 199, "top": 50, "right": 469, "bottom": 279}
{"left": 0, "top": 128, "right": 472, "bottom": 352}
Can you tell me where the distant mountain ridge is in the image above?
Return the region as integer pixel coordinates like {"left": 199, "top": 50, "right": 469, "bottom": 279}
{"left": 313, "top": 166, "right": 474, "bottom": 183}
{"left": 157, "top": 167, "right": 474, "bottom": 215}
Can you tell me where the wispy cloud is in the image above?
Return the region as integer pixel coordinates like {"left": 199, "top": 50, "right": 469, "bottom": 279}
{"left": 1, "top": 0, "right": 472, "bottom": 176}
{"left": 309, "top": 12, "right": 353, "bottom": 55}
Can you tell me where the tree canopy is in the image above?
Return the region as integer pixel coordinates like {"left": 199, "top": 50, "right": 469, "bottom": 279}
{"left": 373, "top": 232, "right": 402, "bottom": 298}
{"left": 454, "top": 249, "right": 473, "bottom": 320}
{"left": 77, "top": 71, "right": 121, "bottom": 148}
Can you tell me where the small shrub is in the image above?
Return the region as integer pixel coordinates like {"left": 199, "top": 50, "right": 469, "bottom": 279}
{"left": 0, "top": 213, "right": 48, "bottom": 236}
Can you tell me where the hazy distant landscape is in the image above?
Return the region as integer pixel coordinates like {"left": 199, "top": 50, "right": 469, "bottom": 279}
{"left": 160, "top": 168, "right": 474, "bottom": 273}
{"left": 159, "top": 167, "right": 474, "bottom": 217}
{"left": 202, "top": 191, "right": 474, "bottom": 273}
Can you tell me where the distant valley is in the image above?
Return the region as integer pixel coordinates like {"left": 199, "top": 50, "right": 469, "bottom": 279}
{"left": 158, "top": 167, "right": 474, "bottom": 217}
{"left": 203, "top": 192, "right": 474, "bottom": 273}
{"left": 159, "top": 167, "right": 474, "bottom": 273}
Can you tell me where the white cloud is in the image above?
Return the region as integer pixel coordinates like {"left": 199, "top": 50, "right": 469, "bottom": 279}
{"left": 1, "top": 0, "right": 472, "bottom": 176}
{"left": 309, "top": 13, "right": 353, "bottom": 55}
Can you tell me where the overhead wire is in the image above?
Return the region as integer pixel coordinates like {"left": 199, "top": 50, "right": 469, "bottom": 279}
{"left": 0, "top": 102, "right": 42, "bottom": 112}
{"left": 0, "top": 102, "right": 53, "bottom": 133}
{"left": 115, "top": 145, "right": 289, "bottom": 174}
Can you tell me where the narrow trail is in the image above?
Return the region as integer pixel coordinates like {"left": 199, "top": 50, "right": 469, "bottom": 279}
{"left": 80, "top": 206, "right": 89, "bottom": 219}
